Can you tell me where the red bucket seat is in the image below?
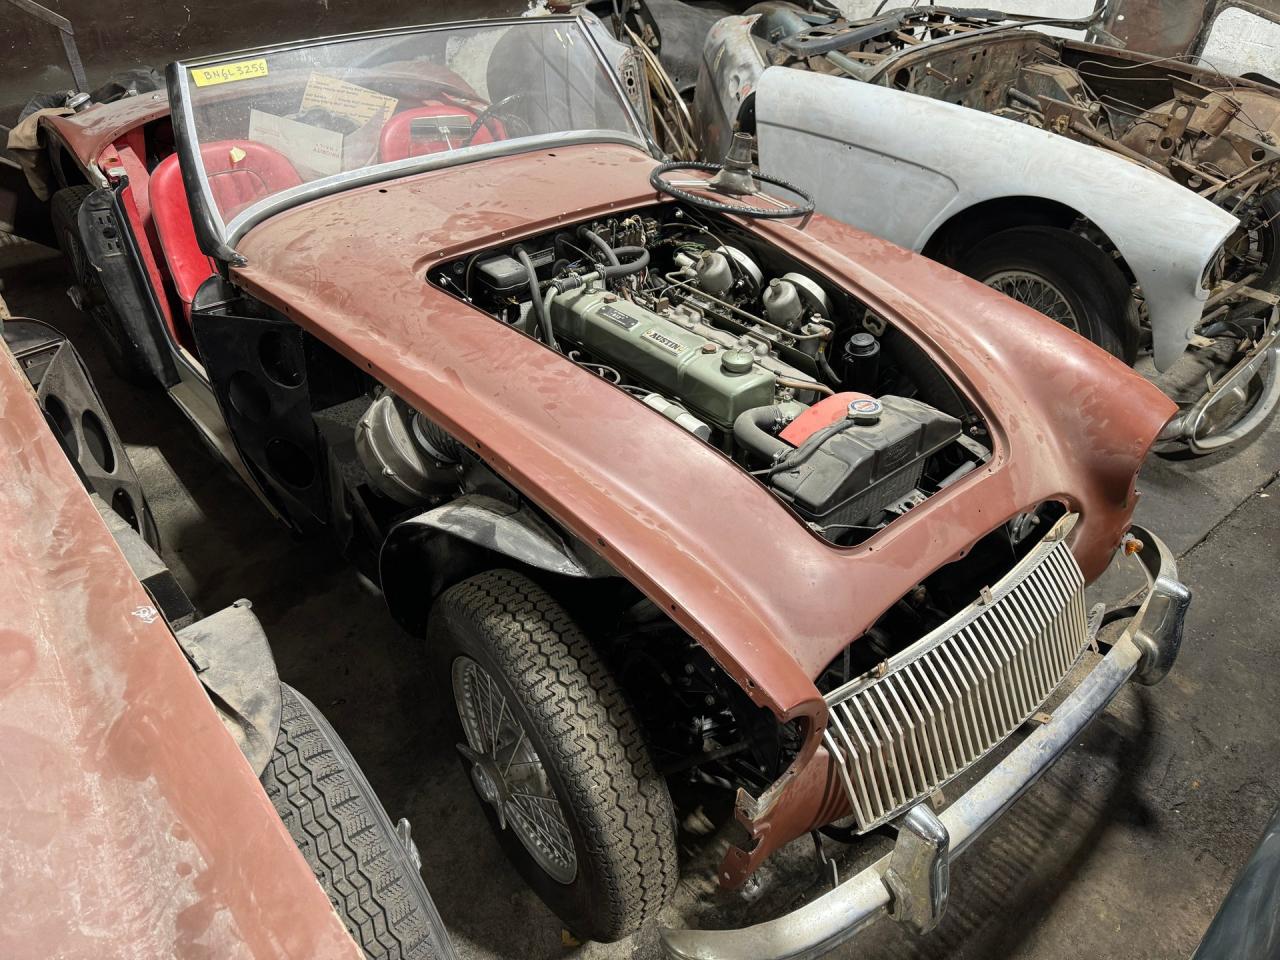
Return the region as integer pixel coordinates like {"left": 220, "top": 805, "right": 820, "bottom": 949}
{"left": 148, "top": 141, "right": 301, "bottom": 318}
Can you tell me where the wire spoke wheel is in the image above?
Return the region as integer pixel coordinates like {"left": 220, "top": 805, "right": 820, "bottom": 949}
{"left": 452, "top": 655, "right": 577, "bottom": 884}
{"left": 957, "top": 227, "right": 1131, "bottom": 361}
{"left": 984, "top": 269, "right": 1081, "bottom": 332}
{"left": 430, "top": 569, "right": 677, "bottom": 940}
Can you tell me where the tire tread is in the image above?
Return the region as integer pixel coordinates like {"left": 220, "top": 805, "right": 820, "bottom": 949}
{"left": 432, "top": 569, "right": 678, "bottom": 941}
{"left": 263, "top": 685, "right": 455, "bottom": 960}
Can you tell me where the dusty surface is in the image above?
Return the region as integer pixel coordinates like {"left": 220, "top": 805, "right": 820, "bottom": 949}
{"left": 3, "top": 234, "right": 1279, "bottom": 959}
{"left": 0, "top": 248, "right": 363, "bottom": 960}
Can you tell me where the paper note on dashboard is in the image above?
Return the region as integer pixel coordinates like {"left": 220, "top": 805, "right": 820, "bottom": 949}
{"left": 248, "top": 108, "right": 343, "bottom": 179}
{"left": 300, "top": 73, "right": 398, "bottom": 126}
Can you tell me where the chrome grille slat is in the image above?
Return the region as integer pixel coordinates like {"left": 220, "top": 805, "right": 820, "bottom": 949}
{"left": 822, "top": 516, "right": 1091, "bottom": 833}
{"left": 903, "top": 667, "right": 945, "bottom": 786}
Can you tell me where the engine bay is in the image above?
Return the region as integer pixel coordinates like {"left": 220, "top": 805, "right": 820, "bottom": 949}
{"left": 421, "top": 204, "right": 989, "bottom": 544}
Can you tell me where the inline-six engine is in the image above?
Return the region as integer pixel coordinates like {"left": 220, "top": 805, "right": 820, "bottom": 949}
{"left": 413, "top": 205, "right": 983, "bottom": 543}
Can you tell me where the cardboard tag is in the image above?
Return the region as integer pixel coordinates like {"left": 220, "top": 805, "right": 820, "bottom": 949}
{"left": 248, "top": 108, "right": 344, "bottom": 179}
{"left": 300, "top": 73, "right": 398, "bottom": 126}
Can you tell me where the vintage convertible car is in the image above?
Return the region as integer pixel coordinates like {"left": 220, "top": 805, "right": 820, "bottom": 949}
{"left": 695, "top": 1, "right": 1280, "bottom": 454}
{"left": 22, "top": 12, "right": 1189, "bottom": 956}
{"left": 0, "top": 317, "right": 454, "bottom": 959}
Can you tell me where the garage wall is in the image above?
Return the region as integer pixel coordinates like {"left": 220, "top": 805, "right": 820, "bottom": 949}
{"left": 1, "top": 0, "right": 517, "bottom": 124}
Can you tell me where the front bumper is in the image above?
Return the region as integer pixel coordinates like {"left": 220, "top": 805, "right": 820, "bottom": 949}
{"left": 661, "top": 524, "right": 1189, "bottom": 960}
{"left": 1159, "top": 307, "right": 1280, "bottom": 455}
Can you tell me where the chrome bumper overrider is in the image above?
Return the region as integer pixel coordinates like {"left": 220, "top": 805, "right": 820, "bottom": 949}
{"left": 1161, "top": 308, "right": 1280, "bottom": 455}
{"left": 660, "top": 525, "right": 1189, "bottom": 960}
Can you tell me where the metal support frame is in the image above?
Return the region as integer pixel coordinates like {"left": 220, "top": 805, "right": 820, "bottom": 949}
{"left": 7, "top": 0, "right": 88, "bottom": 93}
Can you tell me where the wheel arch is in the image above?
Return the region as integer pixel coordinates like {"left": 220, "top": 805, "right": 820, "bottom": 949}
{"left": 379, "top": 494, "right": 614, "bottom": 634}
{"left": 922, "top": 195, "right": 1142, "bottom": 360}
{"left": 921, "top": 195, "right": 1136, "bottom": 286}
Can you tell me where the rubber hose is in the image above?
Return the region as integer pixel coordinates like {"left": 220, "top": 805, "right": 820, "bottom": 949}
{"left": 515, "top": 247, "right": 559, "bottom": 351}
{"left": 578, "top": 227, "right": 621, "bottom": 267}
{"left": 598, "top": 245, "right": 650, "bottom": 280}
{"left": 765, "top": 416, "right": 857, "bottom": 478}
{"left": 817, "top": 350, "right": 842, "bottom": 387}
{"left": 733, "top": 405, "right": 795, "bottom": 463}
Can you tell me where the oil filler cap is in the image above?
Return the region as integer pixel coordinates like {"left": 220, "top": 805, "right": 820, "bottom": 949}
{"left": 847, "top": 396, "right": 882, "bottom": 424}
{"left": 721, "top": 350, "right": 754, "bottom": 375}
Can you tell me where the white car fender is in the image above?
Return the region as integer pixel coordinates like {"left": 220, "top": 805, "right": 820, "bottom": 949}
{"left": 754, "top": 67, "right": 1239, "bottom": 371}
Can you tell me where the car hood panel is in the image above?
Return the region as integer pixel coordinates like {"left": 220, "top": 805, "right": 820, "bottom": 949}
{"left": 233, "top": 143, "right": 1175, "bottom": 720}
{"left": 0, "top": 343, "right": 361, "bottom": 959}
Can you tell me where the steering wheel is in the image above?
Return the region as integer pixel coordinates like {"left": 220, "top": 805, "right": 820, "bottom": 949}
{"left": 649, "top": 160, "right": 815, "bottom": 219}
{"left": 462, "top": 92, "right": 531, "bottom": 147}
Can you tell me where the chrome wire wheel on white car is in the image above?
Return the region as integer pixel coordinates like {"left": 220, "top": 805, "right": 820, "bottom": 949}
{"left": 451, "top": 655, "right": 577, "bottom": 884}
{"left": 983, "top": 270, "right": 1080, "bottom": 332}
{"left": 959, "top": 224, "right": 1134, "bottom": 362}
{"left": 428, "top": 569, "right": 678, "bottom": 942}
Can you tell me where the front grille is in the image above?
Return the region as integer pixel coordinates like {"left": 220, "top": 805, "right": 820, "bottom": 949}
{"left": 822, "top": 515, "right": 1089, "bottom": 832}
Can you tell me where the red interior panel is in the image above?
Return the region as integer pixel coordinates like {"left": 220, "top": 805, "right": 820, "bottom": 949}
{"left": 102, "top": 142, "right": 189, "bottom": 350}
{"left": 148, "top": 153, "right": 217, "bottom": 318}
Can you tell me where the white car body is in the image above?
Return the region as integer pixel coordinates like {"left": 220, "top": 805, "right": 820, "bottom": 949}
{"left": 697, "top": 14, "right": 1239, "bottom": 371}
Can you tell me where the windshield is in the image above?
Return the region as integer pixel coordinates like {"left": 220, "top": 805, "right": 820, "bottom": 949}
{"left": 173, "top": 18, "right": 642, "bottom": 248}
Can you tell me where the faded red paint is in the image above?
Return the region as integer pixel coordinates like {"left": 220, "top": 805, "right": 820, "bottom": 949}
{"left": 229, "top": 142, "right": 1175, "bottom": 879}
{"left": 0, "top": 347, "right": 361, "bottom": 958}
{"left": 44, "top": 93, "right": 172, "bottom": 175}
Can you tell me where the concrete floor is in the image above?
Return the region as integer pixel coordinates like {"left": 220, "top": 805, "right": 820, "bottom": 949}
{"left": 3, "top": 237, "right": 1279, "bottom": 960}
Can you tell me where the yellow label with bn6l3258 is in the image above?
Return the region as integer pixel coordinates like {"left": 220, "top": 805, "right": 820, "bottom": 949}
{"left": 191, "top": 58, "right": 269, "bottom": 87}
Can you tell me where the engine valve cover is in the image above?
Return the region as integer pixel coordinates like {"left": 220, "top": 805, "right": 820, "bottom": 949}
{"left": 551, "top": 286, "right": 778, "bottom": 431}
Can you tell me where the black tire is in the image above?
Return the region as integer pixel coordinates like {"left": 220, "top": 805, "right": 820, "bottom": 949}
{"left": 427, "top": 569, "right": 678, "bottom": 942}
{"left": 957, "top": 225, "right": 1133, "bottom": 362}
{"left": 50, "top": 185, "right": 153, "bottom": 385}
{"left": 262, "top": 685, "right": 457, "bottom": 960}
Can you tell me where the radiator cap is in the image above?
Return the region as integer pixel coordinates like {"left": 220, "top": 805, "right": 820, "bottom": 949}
{"left": 848, "top": 397, "right": 883, "bottom": 425}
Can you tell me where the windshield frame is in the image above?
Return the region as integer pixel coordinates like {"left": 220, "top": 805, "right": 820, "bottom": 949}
{"left": 167, "top": 15, "right": 657, "bottom": 264}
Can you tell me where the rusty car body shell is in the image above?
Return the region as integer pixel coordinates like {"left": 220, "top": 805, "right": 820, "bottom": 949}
{"left": 1099, "top": 0, "right": 1280, "bottom": 65}
{"left": 224, "top": 142, "right": 1176, "bottom": 879}
{"left": 0, "top": 337, "right": 362, "bottom": 958}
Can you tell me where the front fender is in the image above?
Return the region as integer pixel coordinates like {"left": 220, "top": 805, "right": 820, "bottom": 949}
{"left": 379, "top": 494, "right": 612, "bottom": 633}
{"left": 753, "top": 67, "right": 1239, "bottom": 371}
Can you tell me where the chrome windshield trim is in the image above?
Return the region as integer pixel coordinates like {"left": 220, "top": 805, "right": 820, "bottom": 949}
{"left": 224, "top": 130, "right": 650, "bottom": 250}
{"left": 178, "top": 14, "right": 580, "bottom": 69}
{"left": 167, "top": 15, "right": 654, "bottom": 262}
{"left": 166, "top": 59, "right": 236, "bottom": 263}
